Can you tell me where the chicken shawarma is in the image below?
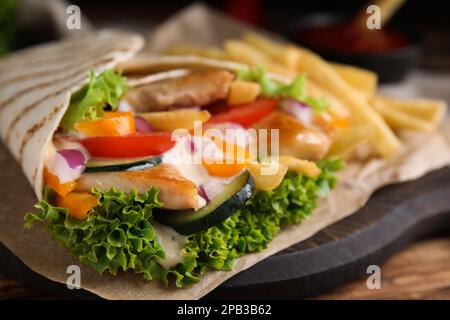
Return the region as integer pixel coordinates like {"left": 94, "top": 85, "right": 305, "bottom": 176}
{"left": 23, "top": 58, "right": 342, "bottom": 287}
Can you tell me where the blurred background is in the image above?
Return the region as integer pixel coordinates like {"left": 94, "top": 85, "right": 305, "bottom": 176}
{"left": 1, "top": 0, "right": 449, "bottom": 71}
{"left": 1, "top": 0, "right": 449, "bottom": 102}
{"left": 0, "top": 0, "right": 450, "bottom": 300}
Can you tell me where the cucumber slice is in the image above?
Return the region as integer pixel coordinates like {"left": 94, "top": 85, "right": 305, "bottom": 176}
{"left": 155, "top": 171, "right": 255, "bottom": 235}
{"left": 85, "top": 156, "right": 162, "bottom": 173}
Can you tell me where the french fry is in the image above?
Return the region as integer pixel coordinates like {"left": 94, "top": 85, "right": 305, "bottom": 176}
{"left": 371, "top": 96, "right": 446, "bottom": 132}
{"left": 224, "top": 39, "right": 268, "bottom": 64}
{"left": 331, "top": 62, "right": 378, "bottom": 97}
{"left": 294, "top": 47, "right": 400, "bottom": 158}
{"left": 373, "top": 102, "right": 434, "bottom": 132}
{"left": 223, "top": 40, "right": 296, "bottom": 78}
{"left": 372, "top": 95, "right": 446, "bottom": 125}
{"left": 327, "top": 125, "right": 375, "bottom": 158}
{"left": 244, "top": 33, "right": 378, "bottom": 97}
{"left": 242, "top": 32, "right": 301, "bottom": 69}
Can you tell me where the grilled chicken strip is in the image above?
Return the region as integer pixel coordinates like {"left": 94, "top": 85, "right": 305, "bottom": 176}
{"left": 253, "top": 111, "right": 332, "bottom": 161}
{"left": 125, "top": 69, "right": 234, "bottom": 112}
{"left": 76, "top": 164, "right": 203, "bottom": 210}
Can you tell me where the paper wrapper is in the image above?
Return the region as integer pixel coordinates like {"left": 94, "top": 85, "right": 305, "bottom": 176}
{"left": 0, "top": 4, "right": 450, "bottom": 300}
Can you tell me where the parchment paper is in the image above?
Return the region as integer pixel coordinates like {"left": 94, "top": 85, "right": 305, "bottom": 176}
{"left": 0, "top": 3, "right": 449, "bottom": 300}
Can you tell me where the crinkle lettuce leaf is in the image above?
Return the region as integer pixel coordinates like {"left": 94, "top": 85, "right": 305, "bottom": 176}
{"left": 24, "top": 158, "right": 343, "bottom": 288}
{"left": 25, "top": 188, "right": 169, "bottom": 278}
{"left": 60, "top": 69, "right": 128, "bottom": 130}
{"left": 237, "top": 65, "right": 328, "bottom": 113}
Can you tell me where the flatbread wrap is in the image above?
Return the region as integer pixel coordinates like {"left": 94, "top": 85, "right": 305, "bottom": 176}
{"left": 0, "top": 33, "right": 344, "bottom": 288}
{"left": 1, "top": 31, "right": 448, "bottom": 298}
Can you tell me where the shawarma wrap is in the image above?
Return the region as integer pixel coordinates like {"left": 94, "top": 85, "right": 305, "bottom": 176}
{"left": 0, "top": 31, "right": 346, "bottom": 288}
{"left": 0, "top": 31, "right": 449, "bottom": 300}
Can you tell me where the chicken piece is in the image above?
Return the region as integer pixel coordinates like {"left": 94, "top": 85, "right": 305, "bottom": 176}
{"left": 76, "top": 164, "right": 204, "bottom": 210}
{"left": 253, "top": 111, "right": 331, "bottom": 161}
{"left": 125, "top": 69, "right": 234, "bottom": 112}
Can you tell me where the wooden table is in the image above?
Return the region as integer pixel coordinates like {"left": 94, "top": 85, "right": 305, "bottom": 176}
{"left": 1, "top": 237, "right": 449, "bottom": 300}
{"left": 317, "top": 237, "right": 450, "bottom": 300}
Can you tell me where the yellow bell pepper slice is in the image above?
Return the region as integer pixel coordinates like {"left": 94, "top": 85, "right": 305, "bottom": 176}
{"left": 247, "top": 161, "right": 288, "bottom": 191}
{"left": 139, "top": 110, "right": 210, "bottom": 132}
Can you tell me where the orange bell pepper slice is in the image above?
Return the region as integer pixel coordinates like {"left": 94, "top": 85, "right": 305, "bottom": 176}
{"left": 43, "top": 168, "right": 76, "bottom": 197}
{"left": 56, "top": 192, "right": 98, "bottom": 220}
{"left": 202, "top": 137, "right": 255, "bottom": 178}
{"left": 74, "top": 111, "right": 136, "bottom": 137}
{"left": 202, "top": 162, "right": 248, "bottom": 178}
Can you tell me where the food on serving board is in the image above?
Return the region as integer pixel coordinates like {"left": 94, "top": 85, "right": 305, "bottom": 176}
{"left": 3, "top": 29, "right": 444, "bottom": 289}
{"left": 24, "top": 64, "right": 343, "bottom": 287}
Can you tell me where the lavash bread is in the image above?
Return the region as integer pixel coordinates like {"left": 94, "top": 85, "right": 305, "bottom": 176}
{"left": 0, "top": 31, "right": 144, "bottom": 200}
{"left": 118, "top": 54, "right": 290, "bottom": 84}
{"left": 0, "top": 31, "right": 288, "bottom": 203}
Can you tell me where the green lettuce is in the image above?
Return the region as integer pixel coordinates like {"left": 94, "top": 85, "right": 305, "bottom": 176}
{"left": 237, "top": 65, "right": 328, "bottom": 113}
{"left": 24, "top": 159, "right": 343, "bottom": 288}
{"left": 60, "top": 69, "right": 128, "bottom": 130}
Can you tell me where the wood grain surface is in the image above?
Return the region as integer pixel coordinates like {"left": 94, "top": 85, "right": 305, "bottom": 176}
{"left": 317, "top": 237, "right": 450, "bottom": 300}
{"left": 1, "top": 237, "right": 449, "bottom": 300}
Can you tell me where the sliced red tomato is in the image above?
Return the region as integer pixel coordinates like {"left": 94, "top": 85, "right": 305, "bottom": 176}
{"left": 207, "top": 98, "right": 278, "bottom": 128}
{"left": 80, "top": 132, "right": 176, "bottom": 158}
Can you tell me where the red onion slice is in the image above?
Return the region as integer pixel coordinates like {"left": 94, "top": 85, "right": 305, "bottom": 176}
{"left": 57, "top": 149, "right": 86, "bottom": 169}
{"left": 198, "top": 185, "right": 210, "bottom": 202}
{"left": 48, "top": 149, "right": 86, "bottom": 184}
{"left": 134, "top": 116, "right": 154, "bottom": 133}
{"left": 280, "top": 99, "right": 313, "bottom": 124}
{"left": 198, "top": 179, "right": 226, "bottom": 203}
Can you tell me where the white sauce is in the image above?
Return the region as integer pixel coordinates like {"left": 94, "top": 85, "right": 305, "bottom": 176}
{"left": 162, "top": 136, "right": 211, "bottom": 187}
{"left": 154, "top": 221, "right": 187, "bottom": 269}
{"left": 162, "top": 135, "right": 235, "bottom": 209}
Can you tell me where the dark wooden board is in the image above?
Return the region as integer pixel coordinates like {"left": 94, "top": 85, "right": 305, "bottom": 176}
{"left": 1, "top": 143, "right": 449, "bottom": 299}
{"left": 207, "top": 165, "right": 450, "bottom": 299}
